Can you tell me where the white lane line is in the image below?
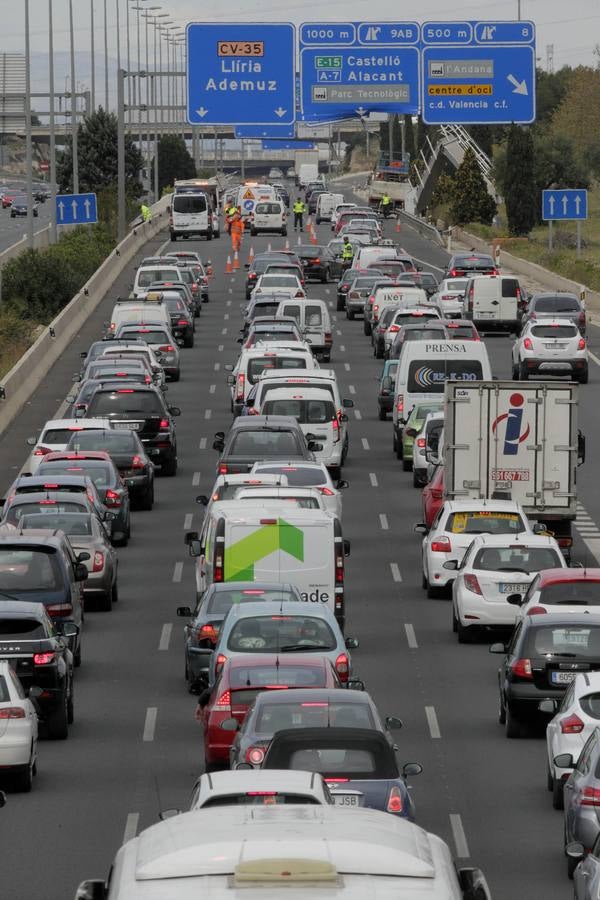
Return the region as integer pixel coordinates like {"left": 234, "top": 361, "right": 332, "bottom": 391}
{"left": 224, "top": 313, "right": 229, "bottom": 321}
{"left": 172, "top": 562, "right": 183, "bottom": 583}
{"left": 379, "top": 513, "right": 389, "bottom": 530}
{"left": 449, "top": 814, "right": 470, "bottom": 858}
{"left": 143, "top": 707, "right": 158, "bottom": 742}
{"left": 405, "top": 624, "right": 418, "bottom": 648}
{"left": 226, "top": 299, "right": 232, "bottom": 306}
{"left": 209, "top": 384, "right": 216, "bottom": 394}
{"left": 192, "top": 471, "right": 201, "bottom": 486}
{"left": 336, "top": 329, "right": 342, "bottom": 336}
{"left": 157, "top": 236, "right": 171, "bottom": 254}
{"left": 199, "top": 438, "right": 207, "bottom": 450}
{"left": 390, "top": 562, "right": 402, "bottom": 582}
{"left": 123, "top": 812, "right": 139, "bottom": 843}
{"left": 158, "top": 624, "right": 172, "bottom": 651}
{"left": 589, "top": 350, "right": 600, "bottom": 367}
{"left": 425, "top": 705, "right": 441, "bottom": 739}
{"left": 221, "top": 327, "right": 227, "bottom": 335}
{"left": 344, "top": 362, "right": 350, "bottom": 371}
{"left": 325, "top": 288, "right": 330, "bottom": 294}
{"left": 204, "top": 409, "right": 212, "bottom": 420}
{"left": 218, "top": 344, "right": 224, "bottom": 351}
{"left": 328, "top": 301, "right": 333, "bottom": 309}
{"left": 369, "top": 472, "right": 378, "bottom": 487}
{"left": 228, "top": 287, "right": 233, "bottom": 294}
{"left": 361, "top": 437, "right": 370, "bottom": 450}
{"left": 183, "top": 513, "right": 193, "bottom": 530}
{"left": 354, "top": 410, "right": 362, "bottom": 420}
{"left": 214, "top": 362, "right": 220, "bottom": 372}
{"left": 348, "top": 385, "right": 356, "bottom": 395}
{"left": 339, "top": 344, "right": 346, "bottom": 352}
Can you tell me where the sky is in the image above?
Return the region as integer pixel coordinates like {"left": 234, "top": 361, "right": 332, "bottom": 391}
{"left": 1, "top": 0, "right": 598, "bottom": 96}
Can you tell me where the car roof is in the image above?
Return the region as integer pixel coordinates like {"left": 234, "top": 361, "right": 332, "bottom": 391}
{"left": 264, "top": 388, "right": 333, "bottom": 401}
{"left": 223, "top": 653, "right": 328, "bottom": 671}
{"left": 468, "top": 533, "right": 559, "bottom": 548}
{"left": 14, "top": 474, "right": 91, "bottom": 487}
{"left": 442, "top": 499, "right": 524, "bottom": 512}
{"left": 253, "top": 460, "right": 327, "bottom": 471}
{"left": 40, "top": 418, "right": 111, "bottom": 430}
{"left": 252, "top": 687, "right": 371, "bottom": 706}
{"left": 537, "top": 567, "right": 600, "bottom": 586}
{"left": 207, "top": 581, "right": 298, "bottom": 594}
{"left": 526, "top": 317, "right": 579, "bottom": 327}
{"left": 0, "top": 531, "right": 67, "bottom": 547}
{"left": 195, "top": 769, "right": 323, "bottom": 794}
{"left": 0, "top": 599, "right": 48, "bottom": 616}
{"left": 7, "top": 491, "right": 90, "bottom": 505}
{"left": 229, "top": 415, "right": 302, "bottom": 431}
{"left": 532, "top": 292, "right": 579, "bottom": 301}
{"left": 223, "top": 600, "right": 333, "bottom": 623}
{"left": 523, "top": 612, "right": 600, "bottom": 629}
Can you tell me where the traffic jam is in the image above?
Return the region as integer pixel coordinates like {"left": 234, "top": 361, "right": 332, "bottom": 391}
{"left": 1, "top": 173, "right": 597, "bottom": 900}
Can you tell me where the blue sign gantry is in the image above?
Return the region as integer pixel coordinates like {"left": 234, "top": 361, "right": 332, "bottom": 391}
{"left": 235, "top": 124, "right": 295, "bottom": 139}
{"left": 55, "top": 192, "right": 97, "bottom": 226}
{"left": 542, "top": 189, "right": 588, "bottom": 222}
{"left": 186, "top": 23, "right": 295, "bottom": 126}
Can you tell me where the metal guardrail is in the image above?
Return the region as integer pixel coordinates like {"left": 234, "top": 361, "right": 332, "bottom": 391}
{"left": 396, "top": 208, "right": 445, "bottom": 247}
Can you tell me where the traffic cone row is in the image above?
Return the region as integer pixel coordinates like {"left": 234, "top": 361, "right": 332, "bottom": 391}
{"left": 225, "top": 255, "right": 233, "bottom": 274}
{"left": 206, "top": 260, "right": 213, "bottom": 280}
{"left": 395, "top": 219, "right": 401, "bottom": 233}
{"left": 233, "top": 250, "right": 240, "bottom": 270}
{"left": 246, "top": 246, "right": 255, "bottom": 266}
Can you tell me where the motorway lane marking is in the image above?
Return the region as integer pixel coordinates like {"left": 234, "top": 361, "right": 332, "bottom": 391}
{"left": 158, "top": 237, "right": 171, "bottom": 254}
{"left": 143, "top": 707, "right": 158, "bottom": 742}
{"left": 379, "top": 513, "right": 389, "bottom": 530}
{"left": 172, "top": 562, "right": 183, "bottom": 583}
{"left": 354, "top": 410, "right": 362, "bottom": 420}
{"left": 344, "top": 362, "right": 350, "bottom": 371}
{"left": 449, "top": 814, "right": 470, "bottom": 858}
{"left": 205, "top": 409, "right": 212, "bottom": 419}
{"left": 390, "top": 563, "right": 402, "bottom": 582}
{"left": 228, "top": 288, "right": 233, "bottom": 295}
{"left": 325, "top": 288, "right": 330, "bottom": 294}
{"left": 589, "top": 350, "right": 600, "bottom": 367}
{"left": 158, "top": 624, "right": 172, "bottom": 651}
{"left": 340, "top": 345, "right": 346, "bottom": 352}
{"left": 336, "top": 329, "right": 342, "bottom": 336}
{"left": 209, "top": 384, "right": 216, "bottom": 394}
{"left": 348, "top": 385, "right": 356, "bottom": 395}
{"left": 411, "top": 254, "right": 445, "bottom": 274}
{"left": 183, "top": 514, "right": 193, "bottom": 530}
{"left": 226, "top": 299, "right": 232, "bottom": 306}
{"left": 425, "top": 705, "right": 441, "bottom": 739}
{"left": 192, "top": 472, "right": 201, "bottom": 486}
{"left": 199, "top": 438, "right": 207, "bottom": 449}
{"left": 221, "top": 327, "right": 228, "bottom": 335}
{"left": 214, "top": 363, "right": 220, "bottom": 371}
{"left": 218, "top": 344, "right": 224, "bottom": 352}
{"left": 328, "top": 301, "right": 333, "bottom": 309}
{"left": 405, "top": 624, "right": 418, "bottom": 648}
{"left": 361, "top": 438, "right": 370, "bottom": 450}
{"left": 369, "top": 473, "right": 378, "bottom": 487}
{"left": 123, "top": 813, "right": 140, "bottom": 843}
{"left": 224, "top": 313, "right": 229, "bottom": 321}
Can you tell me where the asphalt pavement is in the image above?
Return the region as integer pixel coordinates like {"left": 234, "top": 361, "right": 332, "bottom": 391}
{"left": 1, "top": 181, "right": 600, "bottom": 899}
{"left": 0, "top": 196, "right": 52, "bottom": 253}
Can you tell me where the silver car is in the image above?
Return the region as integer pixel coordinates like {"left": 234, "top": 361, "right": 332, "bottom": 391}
{"left": 569, "top": 829, "right": 600, "bottom": 897}
{"left": 557, "top": 726, "right": 600, "bottom": 878}
{"left": 511, "top": 318, "right": 588, "bottom": 383}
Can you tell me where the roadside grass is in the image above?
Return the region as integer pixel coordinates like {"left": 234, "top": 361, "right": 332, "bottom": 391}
{"left": 0, "top": 311, "right": 42, "bottom": 378}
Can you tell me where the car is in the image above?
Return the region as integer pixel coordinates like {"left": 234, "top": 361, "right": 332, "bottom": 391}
{"left": 188, "top": 769, "right": 333, "bottom": 809}
{"left": 512, "top": 318, "right": 588, "bottom": 383}
{"left": 411, "top": 411, "right": 444, "bottom": 485}
{"left": 113, "top": 324, "right": 181, "bottom": 381}
{"left": 0, "top": 600, "right": 74, "bottom": 742}
{"left": 294, "top": 245, "right": 334, "bottom": 283}
{"left": 400, "top": 401, "right": 444, "bottom": 471}
{"left": 260, "top": 727, "right": 421, "bottom": 818}
{"left": 10, "top": 194, "right": 39, "bottom": 217}
{"left": 227, "top": 345, "right": 318, "bottom": 415}
{"left": 1, "top": 186, "right": 20, "bottom": 209}
{"left": 24, "top": 418, "right": 112, "bottom": 475}
{"left": 93, "top": 342, "right": 166, "bottom": 385}
{"left": 0, "top": 658, "right": 38, "bottom": 791}
{"left": 268, "top": 167, "right": 284, "bottom": 179}
{"left": 445, "top": 253, "right": 497, "bottom": 278}
{"left": 142, "top": 291, "right": 195, "bottom": 347}
{"left": 243, "top": 295, "right": 294, "bottom": 334}
{"left": 388, "top": 320, "right": 449, "bottom": 359}
{"left": 1, "top": 488, "right": 104, "bottom": 533}
{"left": 232, "top": 485, "right": 330, "bottom": 513}
{"left": 197, "top": 654, "right": 344, "bottom": 771}
{"left": 250, "top": 461, "right": 347, "bottom": 519}
{"left": 450, "top": 533, "right": 566, "bottom": 643}
{"left": 207, "top": 601, "right": 358, "bottom": 688}
{"left": 416, "top": 499, "right": 537, "bottom": 599}
{"left": 2, "top": 473, "right": 113, "bottom": 540}
{"left": 444, "top": 319, "right": 481, "bottom": 341}
{"left": 544, "top": 672, "right": 600, "bottom": 811}
{"left": 81, "top": 384, "right": 180, "bottom": 477}
{"left": 422, "top": 464, "right": 444, "bottom": 529}
{"left": 213, "top": 416, "right": 320, "bottom": 476}
{"left": 250, "top": 273, "right": 305, "bottom": 301}
{"left": 64, "top": 430, "right": 155, "bottom": 510}
{"left": 568, "top": 828, "right": 600, "bottom": 896}
{"left": 176, "top": 582, "right": 303, "bottom": 689}
{"left": 491, "top": 613, "right": 600, "bottom": 741}
{"left": 522, "top": 291, "right": 586, "bottom": 334}
{"left": 379, "top": 307, "right": 441, "bottom": 359}
{"left": 242, "top": 318, "right": 305, "bottom": 349}
{"left": 557, "top": 726, "right": 600, "bottom": 877}
{"left": 514, "top": 567, "right": 600, "bottom": 620}
{"left": 146, "top": 278, "right": 199, "bottom": 319}
{"left": 249, "top": 200, "right": 287, "bottom": 236}
{"left": 430, "top": 277, "right": 469, "bottom": 318}
{"left": 365, "top": 259, "right": 408, "bottom": 283}
{"left": 335, "top": 266, "right": 373, "bottom": 310}
{"left": 344, "top": 274, "right": 390, "bottom": 320}
{"left": 230, "top": 687, "right": 399, "bottom": 771}
{"left": 194, "top": 473, "right": 288, "bottom": 522}
{"left": 245, "top": 253, "right": 304, "bottom": 300}
{"left": 376, "top": 360, "right": 398, "bottom": 420}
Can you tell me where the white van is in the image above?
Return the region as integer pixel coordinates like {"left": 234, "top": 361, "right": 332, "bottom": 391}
{"left": 276, "top": 298, "right": 332, "bottom": 362}
{"left": 132, "top": 264, "right": 182, "bottom": 298}
{"left": 259, "top": 387, "right": 345, "bottom": 477}
{"left": 392, "top": 339, "right": 492, "bottom": 454}
{"left": 107, "top": 299, "right": 170, "bottom": 337}
{"left": 464, "top": 274, "right": 522, "bottom": 333}
{"left": 355, "top": 245, "right": 398, "bottom": 270}
{"left": 169, "top": 191, "right": 213, "bottom": 242}
{"left": 228, "top": 345, "right": 318, "bottom": 415}
{"left": 368, "top": 285, "right": 429, "bottom": 331}
{"left": 74, "top": 805, "right": 491, "bottom": 900}
{"left": 189, "top": 502, "right": 349, "bottom": 624}
{"left": 316, "top": 192, "right": 343, "bottom": 224}
{"left": 236, "top": 183, "right": 276, "bottom": 220}
{"left": 250, "top": 200, "right": 287, "bottom": 236}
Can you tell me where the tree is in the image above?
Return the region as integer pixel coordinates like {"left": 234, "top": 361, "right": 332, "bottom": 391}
{"left": 551, "top": 66, "right": 600, "bottom": 176}
{"left": 153, "top": 134, "right": 196, "bottom": 194}
{"left": 536, "top": 66, "right": 573, "bottom": 124}
{"left": 57, "top": 107, "right": 143, "bottom": 197}
{"left": 504, "top": 125, "right": 536, "bottom": 236}
{"left": 468, "top": 125, "right": 493, "bottom": 158}
{"left": 449, "top": 146, "right": 496, "bottom": 226}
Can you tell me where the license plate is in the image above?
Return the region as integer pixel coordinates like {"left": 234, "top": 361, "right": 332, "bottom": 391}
{"left": 478, "top": 312, "right": 495, "bottom": 319}
{"left": 500, "top": 583, "right": 529, "bottom": 594}
{"left": 544, "top": 343, "right": 568, "bottom": 349}
{"left": 114, "top": 422, "right": 140, "bottom": 430}
{"left": 332, "top": 794, "right": 360, "bottom": 807}
{"left": 551, "top": 671, "right": 577, "bottom": 685}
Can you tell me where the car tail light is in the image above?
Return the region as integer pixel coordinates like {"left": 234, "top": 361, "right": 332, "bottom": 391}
{"left": 144, "top": 375, "right": 151, "bottom": 384}
{"left": 236, "top": 373, "right": 245, "bottom": 402}
{"left": 33, "top": 652, "right": 56, "bottom": 665}
{"left": 526, "top": 605, "right": 547, "bottom": 616}
{"left": 368, "top": 296, "right": 375, "bottom": 306}
{"left": 197, "top": 623, "right": 219, "bottom": 644}
{"left": 557, "top": 535, "right": 573, "bottom": 549}
{"left": 33, "top": 445, "right": 52, "bottom": 456}
{"left": 177, "top": 319, "right": 188, "bottom": 326}
{"left": 92, "top": 551, "right": 104, "bottom": 572}
{"left": 430, "top": 536, "right": 451, "bottom": 553}
{"left": 295, "top": 290, "right": 304, "bottom": 298}
{"left": 510, "top": 658, "right": 533, "bottom": 680}
{"left": 335, "top": 543, "right": 344, "bottom": 585}
{"left": 464, "top": 573, "right": 482, "bottom": 595}
{"left": 131, "top": 455, "right": 145, "bottom": 469}
{"left": 214, "top": 545, "right": 224, "bottom": 582}
{"left": 387, "top": 785, "right": 404, "bottom": 813}
{"left": 450, "top": 268, "right": 459, "bottom": 277}
{"left": 523, "top": 337, "right": 533, "bottom": 350}
{"left": 341, "top": 283, "right": 350, "bottom": 291}
{"left": 578, "top": 337, "right": 586, "bottom": 350}
{"left": 215, "top": 653, "right": 227, "bottom": 674}
{"left": 246, "top": 746, "right": 265, "bottom": 765}
{"left": 159, "top": 418, "right": 169, "bottom": 429}
{"left": 214, "top": 690, "right": 231, "bottom": 711}
{"left": 335, "top": 653, "right": 349, "bottom": 683}
{"left": 218, "top": 464, "right": 228, "bottom": 475}
{"left": 39, "top": 499, "right": 57, "bottom": 505}
{"left": 332, "top": 417, "right": 340, "bottom": 443}
{"left": 0, "top": 707, "right": 26, "bottom": 718}
{"left": 416, "top": 437, "right": 426, "bottom": 448}
{"left": 396, "top": 394, "right": 404, "bottom": 414}
{"left": 388, "top": 324, "right": 400, "bottom": 333}
{"left": 561, "top": 714, "right": 584, "bottom": 734}
{"left": 325, "top": 332, "right": 333, "bottom": 345}
{"left": 579, "top": 311, "right": 586, "bottom": 324}
{"left": 104, "top": 488, "right": 121, "bottom": 507}
{"left": 317, "top": 486, "right": 335, "bottom": 496}
{"left": 431, "top": 488, "right": 443, "bottom": 500}
{"left": 159, "top": 345, "right": 175, "bottom": 352}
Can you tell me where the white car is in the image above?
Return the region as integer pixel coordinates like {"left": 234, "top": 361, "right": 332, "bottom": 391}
{"left": 449, "top": 533, "right": 566, "bottom": 643}
{"left": 511, "top": 318, "right": 589, "bottom": 383}
{"left": 24, "top": 418, "right": 112, "bottom": 475}
{"left": 431, "top": 278, "right": 469, "bottom": 319}
{"left": 416, "top": 499, "right": 537, "bottom": 598}
{"left": 517, "top": 569, "right": 600, "bottom": 619}
{"left": 251, "top": 273, "right": 305, "bottom": 301}
{"left": 189, "top": 769, "right": 332, "bottom": 809}
{"left": 0, "top": 660, "right": 38, "bottom": 792}
{"left": 544, "top": 671, "right": 600, "bottom": 810}
{"left": 382, "top": 306, "right": 441, "bottom": 356}
{"left": 234, "top": 485, "right": 329, "bottom": 513}
{"left": 249, "top": 200, "right": 287, "bottom": 237}
{"left": 251, "top": 460, "right": 347, "bottom": 519}
{"left": 197, "top": 473, "right": 289, "bottom": 521}
{"left": 412, "top": 411, "right": 444, "bottom": 487}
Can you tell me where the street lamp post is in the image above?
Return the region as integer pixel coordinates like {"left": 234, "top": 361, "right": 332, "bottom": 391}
{"left": 104, "top": 0, "right": 109, "bottom": 110}
{"left": 24, "top": 0, "right": 34, "bottom": 249}
{"left": 90, "top": 0, "right": 95, "bottom": 112}
{"left": 48, "top": 0, "right": 57, "bottom": 243}
{"left": 68, "top": 0, "right": 79, "bottom": 193}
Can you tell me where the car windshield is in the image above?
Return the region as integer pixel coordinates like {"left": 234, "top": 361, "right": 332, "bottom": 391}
{"left": 87, "top": 391, "right": 163, "bottom": 416}
{"left": 527, "top": 626, "right": 600, "bottom": 658}
{"left": 446, "top": 325, "right": 477, "bottom": 339}
{"left": 39, "top": 462, "right": 113, "bottom": 489}
{"left": 0, "top": 548, "right": 62, "bottom": 591}
{"left": 255, "top": 203, "right": 282, "bottom": 214}
{"left": 205, "top": 588, "right": 297, "bottom": 614}
{"left": 407, "top": 403, "right": 443, "bottom": 425}
{"left": 6, "top": 500, "right": 87, "bottom": 525}
{"left": 230, "top": 665, "right": 326, "bottom": 689}
{"left": 249, "top": 302, "right": 281, "bottom": 318}
{"left": 230, "top": 430, "right": 300, "bottom": 456}
{"left": 261, "top": 382, "right": 334, "bottom": 404}
{"left": 402, "top": 329, "right": 445, "bottom": 343}
{"left": 247, "top": 357, "right": 307, "bottom": 384}
{"left": 455, "top": 255, "right": 494, "bottom": 269}
{"left": 201, "top": 794, "right": 321, "bottom": 808}
{"left": 119, "top": 329, "right": 170, "bottom": 343}
{"left": 66, "top": 431, "right": 138, "bottom": 452}
{"left": 255, "top": 701, "right": 374, "bottom": 734}
{"left": 446, "top": 511, "right": 525, "bottom": 535}
{"left": 473, "top": 546, "right": 562, "bottom": 574}
{"left": 407, "top": 360, "right": 484, "bottom": 393}
{"left": 173, "top": 194, "right": 207, "bottom": 214}
{"left": 534, "top": 296, "right": 579, "bottom": 313}
{"left": 445, "top": 280, "right": 468, "bottom": 292}
{"left": 255, "top": 466, "right": 327, "bottom": 486}
{"left": 262, "top": 399, "right": 335, "bottom": 424}
{"left": 288, "top": 748, "right": 378, "bottom": 775}
{"left": 531, "top": 325, "right": 578, "bottom": 338}
{"left": 137, "top": 269, "right": 180, "bottom": 287}
{"left": 20, "top": 513, "right": 94, "bottom": 536}
{"left": 260, "top": 276, "right": 299, "bottom": 288}
{"left": 250, "top": 330, "right": 299, "bottom": 344}
{"left": 227, "top": 615, "right": 336, "bottom": 652}
{"left": 538, "top": 583, "right": 600, "bottom": 606}
{"left": 238, "top": 494, "right": 319, "bottom": 509}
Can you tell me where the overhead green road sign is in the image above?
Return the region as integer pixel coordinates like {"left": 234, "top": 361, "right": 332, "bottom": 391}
{"left": 225, "top": 519, "right": 305, "bottom": 582}
{"left": 315, "top": 56, "right": 342, "bottom": 68}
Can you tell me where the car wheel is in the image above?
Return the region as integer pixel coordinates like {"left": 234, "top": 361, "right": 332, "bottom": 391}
{"left": 457, "top": 620, "right": 474, "bottom": 644}
{"left": 206, "top": 230, "right": 212, "bottom": 241}
{"left": 329, "top": 466, "right": 341, "bottom": 481}
{"left": 378, "top": 407, "right": 387, "bottom": 421}
{"left": 336, "top": 297, "right": 345, "bottom": 311}
{"left": 184, "top": 334, "right": 194, "bottom": 348}
{"left": 518, "top": 362, "right": 528, "bottom": 381}
{"left": 347, "top": 310, "right": 355, "bottom": 320}
{"left": 551, "top": 775, "right": 565, "bottom": 810}
{"left": 421, "top": 571, "right": 428, "bottom": 590}
{"left": 114, "top": 531, "right": 128, "bottom": 548}
{"left": 511, "top": 362, "right": 519, "bottom": 379}
{"left": 46, "top": 691, "right": 69, "bottom": 739}
{"left": 322, "top": 352, "right": 331, "bottom": 363}
{"left": 427, "top": 581, "right": 442, "bottom": 599}
{"left": 567, "top": 852, "right": 580, "bottom": 880}
{"left": 375, "top": 341, "right": 384, "bottom": 359}
{"left": 250, "top": 228, "right": 257, "bottom": 236}
{"left": 452, "top": 606, "right": 458, "bottom": 633}
{"left": 171, "top": 370, "right": 181, "bottom": 382}
{"left": 498, "top": 691, "right": 506, "bottom": 725}
{"left": 161, "top": 453, "right": 178, "bottom": 477}
{"left": 402, "top": 457, "right": 412, "bottom": 472}
{"left": 281, "top": 228, "right": 287, "bottom": 236}
{"left": 67, "top": 680, "right": 75, "bottom": 724}
{"left": 13, "top": 758, "right": 34, "bottom": 793}
{"left": 546, "top": 764, "right": 554, "bottom": 792}
{"left": 139, "top": 483, "right": 154, "bottom": 511}
{"left": 321, "top": 269, "right": 329, "bottom": 284}
{"left": 395, "top": 439, "right": 403, "bottom": 460}
{"left": 505, "top": 704, "right": 522, "bottom": 738}
{"left": 413, "top": 470, "right": 423, "bottom": 487}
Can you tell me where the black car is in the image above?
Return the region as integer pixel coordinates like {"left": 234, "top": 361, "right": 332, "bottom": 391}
{"left": 295, "top": 245, "right": 334, "bottom": 283}
{"left": 69, "top": 375, "right": 152, "bottom": 417}
{"left": 446, "top": 253, "right": 497, "bottom": 278}
{"left": 10, "top": 195, "right": 38, "bottom": 218}
{"left": 213, "top": 416, "right": 320, "bottom": 475}
{"left": 492, "top": 614, "right": 600, "bottom": 738}
{"left": 65, "top": 429, "right": 155, "bottom": 509}
{"left": 82, "top": 385, "right": 180, "bottom": 476}
{"left": 162, "top": 295, "right": 194, "bottom": 347}
{"left": 0, "top": 600, "right": 74, "bottom": 740}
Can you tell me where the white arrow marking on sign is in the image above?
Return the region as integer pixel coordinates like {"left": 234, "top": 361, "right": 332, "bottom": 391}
{"left": 58, "top": 200, "right": 65, "bottom": 221}
{"left": 548, "top": 195, "right": 555, "bottom": 215}
{"left": 507, "top": 74, "right": 528, "bottom": 95}
{"left": 196, "top": 107, "right": 208, "bottom": 118}
{"left": 71, "top": 199, "right": 78, "bottom": 220}
{"left": 575, "top": 195, "right": 582, "bottom": 215}
{"left": 83, "top": 198, "right": 91, "bottom": 219}
{"left": 562, "top": 194, "right": 569, "bottom": 215}
{"left": 356, "top": 106, "right": 367, "bottom": 117}
{"left": 274, "top": 107, "right": 286, "bottom": 118}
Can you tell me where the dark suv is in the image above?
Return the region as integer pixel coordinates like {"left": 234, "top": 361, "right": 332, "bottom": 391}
{"left": 445, "top": 253, "right": 497, "bottom": 278}
{"left": 82, "top": 384, "right": 180, "bottom": 476}
{"left": 0, "top": 600, "right": 75, "bottom": 739}
{"left": 213, "top": 416, "right": 320, "bottom": 475}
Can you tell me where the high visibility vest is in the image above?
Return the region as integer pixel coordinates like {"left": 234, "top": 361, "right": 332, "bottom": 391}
{"left": 342, "top": 243, "right": 354, "bottom": 260}
{"left": 293, "top": 201, "right": 305, "bottom": 214}
{"left": 227, "top": 206, "right": 237, "bottom": 217}
{"left": 141, "top": 205, "right": 151, "bottom": 221}
{"left": 381, "top": 195, "right": 391, "bottom": 205}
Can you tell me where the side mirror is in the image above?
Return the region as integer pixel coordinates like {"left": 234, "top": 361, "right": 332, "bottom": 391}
{"left": 414, "top": 524, "right": 428, "bottom": 534}
{"left": 80, "top": 351, "right": 88, "bottom": 359}
{"left": 196, "top": 495, "right": 209, "bottom": 506}
{"left": 345, "top": 636, "right": 359, "bottom": 649}
{"left": 214, "top": 431, "right": 225, "bottom": 440}
{"left": 28, "top": 685, "right": 43, "bottom": 700}
{"left": 565, "top": 842, "right": 585, "bottom": 865}
{"left": 539, "top": 699, "right": 558, "bottom": 714}
{"left": 213, "top": 440, "right": 225, "bottom": 452}
{"left": 532, "top": 523, "right": 547, "bottom": 535}
{"left": 74, "top": 880, "right": 106, "bottom": 900}
{"left": 489, "top": 642, "right": 506, "bottom": 654}
{"left": 26, "top": 436, "right": 38, "bottom": 446}
{"left": 402, "top": 762, "right": 423, "bottom": 778}
{"left": 346, "top": 678, "right": 365, "bottom": 691}
{"left": 336, "top": 479, "right": 349, "bottom": 490}
{"left": 343, "top": 539, "right": 351, "bottom": 557}
{"left": 506, "top": 593, "right": 523, "bottom": 606}
{"left": 237, "top": 337, "right": 243, "bottom": 344}
{"left": 75, "top": 563, "right": 88, "bottom": 581}
{"left": 342, "top": 398, "right": 354, "bottom": 408}
{"left": 72, "top": 373, "right": 82, "bottom": 382}
{"left": 188, "top": 540, "right": 202, "bottom": 558}
{"left": 158, "top": 808, "right": 180, "bottom": 820}
{"left": 176, "top": 606, "right": 192, "bottom": 617}
{"left": 0, "top": 790, "right": 6, "bottom": 808}
{"left": 385, "top": 715, "right": 403, "bottom": 730}
{"left": 74, "top": 407, "right": 85, "bottom": 418}
{"left": 456, "top": 867, "right": 491, "bottom": 900}
{"left": 168, "top": 406, "right": 181, "bottom": 417}
{"left": 443, "top": 559, "right": 458, "bottom": 570}
{"left": 77, "top": 551, "right": 91, "bottom": 563}
{"left": 224, "top": 364, "right": 234, "bottom": 372}
{"left": 220, "top": 717, "right": 240, "bottom": 732}
{"left": 184, "top": 530, "right": 200, "bottom": 545}
{"left": 340, "top": 414, "right": 348, "bottom": 423}
{"left": 554, "top": 752, "right": 575, "bottom": 769}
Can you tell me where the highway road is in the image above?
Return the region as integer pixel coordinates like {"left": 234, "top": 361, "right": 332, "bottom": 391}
{"left": 0, "top": 186, "right": 52, "bottom": 254}
{"left": 1, "top": 180, "right": 599, "bottom": 899}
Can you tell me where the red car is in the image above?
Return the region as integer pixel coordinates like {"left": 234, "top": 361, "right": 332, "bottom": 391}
{"left": 421, "top": 464, "right": 444, "bottom": 529}
{"left": 521, "top": 568, "right": 600, "bottom": 616}
{"left": 198, "top": 654, "right": 342, "bottom": 771}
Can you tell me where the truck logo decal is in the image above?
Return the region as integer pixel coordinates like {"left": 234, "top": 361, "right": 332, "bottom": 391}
{"left": 414, "top": 366, "right": 437, "bottom": 387}
{"left": 225, "top": 518, "right": 304, "bottom": 582}
{"left": 492, "top": 392, "right": 530, "bottom": 456}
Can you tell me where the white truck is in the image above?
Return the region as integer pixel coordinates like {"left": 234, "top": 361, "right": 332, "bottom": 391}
{"left": 443, "top": 381, "right": 585, "bottom": 558}
{"left": 294, "top": 149, "right": 319, "bottom": 186}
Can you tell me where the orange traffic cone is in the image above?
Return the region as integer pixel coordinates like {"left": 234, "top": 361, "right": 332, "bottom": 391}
{"left": 225, "top": 255, "right": 233, "bottom": 274}
{"left": 395, "top": 219, "right": 401, "bottom": 233}
{"left": 306, "top": 215, "right": 312, "bottom": 232}
{"left": 206, "top": 260, "right": 213, "bottom": 279}
{"left": 233, "top": 250, "right": 240, "bottom": 270}
{"left": 310, "top": 230, "right": 318, "bottom": 245}
{"left": 246, "top": 246, "right": 255, "bottom": 266}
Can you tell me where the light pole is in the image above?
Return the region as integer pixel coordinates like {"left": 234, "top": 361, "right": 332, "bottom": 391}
{"left": 157, "top": 19, "right": 173, "bottom": 135}
{"left": 144, "top": 12, "right": 169, "bottom": 202}
{"left": 103, "top": 0, "right": 109, "bottom": 110}
{"left": 24, "top": 0, "right": 34, "bottom": 248}
{"left": 162, "top": 25, "right": 179, "bottom": 133}
{"left": 142, "top": 7, "right": 160, "bottom": 194}
{"left": 68, "top": 0, "right": 79, "bottom": 193}
{"left": 48, "top": 0, "right": 57, "bottom": 243}
{"left": 90, "top": 0, "right": 95, "bottom": 112}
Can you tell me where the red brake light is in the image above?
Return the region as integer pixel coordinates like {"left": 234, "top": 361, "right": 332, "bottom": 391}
{"left": 131, "top": 455, "right": 145, "bottom": 469}
{"left": 39, "top": 499, "right": 57, "bottom": 505}
{"left": 92, "top": 551, "right": 104, "bottom": 572}
{"left": 198, "top": 624, "right": 219, "bottom": 644}
{"left": 396, "top": 395, "right": 404, "bottom": 414}
{"left": 578, "top": 337, "right": 586, "bottom": 350}
{"left": 416, "top": 437, "right": 426, "bottom": 448}
{"left": 464, "top": 573, "right": 482, "bottom": 595}
{"left": 561, "top": 714, "right": 584, "bottom": 734}
{"left": 177, "top": 319, "right": 188, "bottom": 326}
{"left": 104, "top": 488, "right": 121, "bottom": 507}
{"left": 246, "top": 746, "right": 265, "bottom": 765}
{"left": 511, "top": 658, "right": 533, "bottom": 680}
{"left": 159, "top": 418, "right": 169, "bottom": 429}
{"left": 526, "top": 605, "right": 548, "bottom": 616}
{"left": 431, "top": 536, "right": 451, "bottom": 553}
{"left": 33, "top": 446, "right": 52, "bottom": 456}
{"left": 117, "top": 389, "right": 135, "bottom": 393}
{"left": 335, "top": 652, "right": 349, "bottom": 683}
{"left": 388, "top": 324, "right": 400, "bottom": 333}
{"left": 236, "top": 373, "right": 246, "bottom": 402}
{"left": 523, "top": 337, "right": 533, "bottom": 350}
{"left": 214, "top": 690, "right": 231, "bottom": 711}
{"left": 215, "top": 653, "right": 227, "bottom": 672}
{"left": 34, "top": 651, "right": 56, "bottom": 665}
{"left": 159, "top": 345, "right": 175, "bottom": 352}
{"left": 0, "top": 707, "right": 26, "bottom": 719}
{"left": 332, "top": 417, "right": 340, "bottom": 443}
{"left": 218, "top": 464, "right": 228, "bottom": 475}
{"left": 318, "top": 487, "right": 335, "bottom": 496}
{"left": 387, "top": 785, "right": 404, "bottom": 813}
{"left": 582, "top": 787, "right": 600, "bottom": 807}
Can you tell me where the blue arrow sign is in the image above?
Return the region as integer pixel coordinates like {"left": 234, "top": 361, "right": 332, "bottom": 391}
{"left": 186, "top": 23, "right": 296, "bottom": 126}
{"left": 55, "top": 192, "right": 97, "bottom": 226}
{"left": 542, "top": 189, "right": 588, "bottom": 221}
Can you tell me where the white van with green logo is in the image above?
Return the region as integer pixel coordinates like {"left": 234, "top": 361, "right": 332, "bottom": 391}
{"left": 187, "top": 502, "right": 350, "bottom": 629}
